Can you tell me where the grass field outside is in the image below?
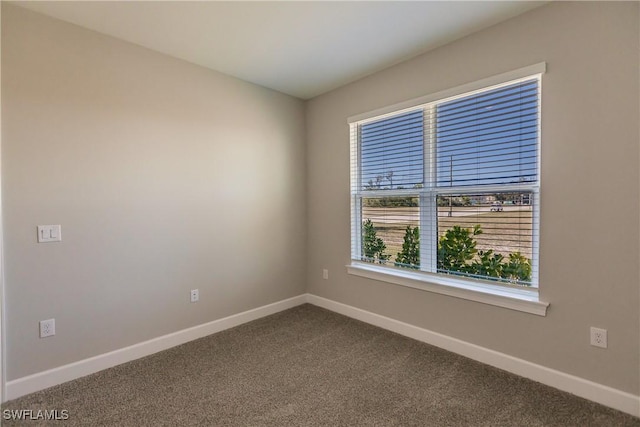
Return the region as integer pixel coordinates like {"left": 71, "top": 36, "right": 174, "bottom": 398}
{"left": 362, "top": 205, "right": 533, "bottom": 265}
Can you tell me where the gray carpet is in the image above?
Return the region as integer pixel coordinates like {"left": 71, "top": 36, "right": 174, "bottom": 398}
{"left": 2, "top": 304, "right": 639, "bottom": 426}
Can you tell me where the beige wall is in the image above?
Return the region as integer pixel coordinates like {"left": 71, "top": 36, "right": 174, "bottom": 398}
{"left": 2, "top": 4, "right": 306, "bottom": 380}
{"left": 0, "top": 0, "right": 3, "bottom": 403}
{"left": 306, "top": 1, "right": 640, "bottom": 394}
{"left": 2, "top": 0, "right": 639, "bottom": 399}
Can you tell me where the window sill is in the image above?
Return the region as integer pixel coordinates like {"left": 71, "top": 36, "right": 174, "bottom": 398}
{"left": 346, "top": 262, "right": 548, "bottom": 316}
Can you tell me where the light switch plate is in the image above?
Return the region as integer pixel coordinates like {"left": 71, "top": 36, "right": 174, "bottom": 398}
{"left": 37, "top": 225, "right": 62, "bottom": 243}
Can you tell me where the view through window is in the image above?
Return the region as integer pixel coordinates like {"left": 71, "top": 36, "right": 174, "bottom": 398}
{"left": 350, "top": 75, "right": 540, "bottom": 288}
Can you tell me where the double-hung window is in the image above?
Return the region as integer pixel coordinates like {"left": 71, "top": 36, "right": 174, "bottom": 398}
{"left": 349, "top": 64, "right": 546, "bottom": 314}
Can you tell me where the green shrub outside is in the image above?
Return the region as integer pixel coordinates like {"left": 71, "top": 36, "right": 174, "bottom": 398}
{"left": 362, "top": 220, "right": 532, "bottom": 285}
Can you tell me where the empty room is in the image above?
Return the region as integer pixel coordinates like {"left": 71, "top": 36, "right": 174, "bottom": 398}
{"left": 0, "top": 1, "right": 639, "bottom": 425}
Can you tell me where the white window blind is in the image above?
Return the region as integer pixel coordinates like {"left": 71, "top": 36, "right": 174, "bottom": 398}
{"left": 360, "top": 110, "right": 424, "bottom": 190}
{"left": 436, "top": 80, "right": 539, "bottom": 188}
{"left": 350, "top": 70, "right": 541, "bottom": 290}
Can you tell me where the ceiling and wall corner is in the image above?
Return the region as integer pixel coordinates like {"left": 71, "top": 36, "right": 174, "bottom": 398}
{"left": 11, "top": 1, "right": 547, "bottom": 100}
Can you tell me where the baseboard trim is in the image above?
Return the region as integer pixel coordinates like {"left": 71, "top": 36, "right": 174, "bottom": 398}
{"left": 306, "top": 294, "right": 640, "bottom": 417}
{"left": 5, "top": 294, "right": 307, "bottom": 402}
{"left": 6, "top": 293, "right": 639, "bottom": 417}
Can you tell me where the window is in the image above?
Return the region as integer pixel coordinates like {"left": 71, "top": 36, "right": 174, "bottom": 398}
{"left": 349, "top": 65, "right": 545, "bottom": 310}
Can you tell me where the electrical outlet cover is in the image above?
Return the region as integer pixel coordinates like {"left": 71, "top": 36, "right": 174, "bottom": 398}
{"left": 40, "top": 319, "right": 55, "bottom": 338}
{"left": 590, "top": 327, "right": 607, "bottom": 348}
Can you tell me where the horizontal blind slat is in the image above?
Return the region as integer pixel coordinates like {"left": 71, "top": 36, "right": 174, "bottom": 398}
{"left": 361, "top": 110, "right": 424, "bottom": 189}
{"left": 435, "top": 79, "right": 539, "bottom": 188}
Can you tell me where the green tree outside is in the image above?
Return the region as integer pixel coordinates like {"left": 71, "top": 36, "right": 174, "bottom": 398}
{"left": 437, "top": 224, "right": 532, "bottom": 284}
{"left": 361, "top": 221, "right": 531, "bottom": 285}
{"left": 395, "top": 225, "right": 420, "bottom": 269}
{"left": 362, "top": 219, "right": 389, "bottom": 264}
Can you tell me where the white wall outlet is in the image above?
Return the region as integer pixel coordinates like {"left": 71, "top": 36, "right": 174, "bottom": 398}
{"left": 322, "top": 269, "right": 329, "bottom": 280}
{"left": 590, "top": 327, "right": 607, "bottom": 348}
{"left": 39, "top": 319, "right": 55, "bottom": 338}
{"left": 37, "top": 225, "right": 62, "bottom": 243}
{"left": 190, "top": 289, "right": 199, "bottom": 303}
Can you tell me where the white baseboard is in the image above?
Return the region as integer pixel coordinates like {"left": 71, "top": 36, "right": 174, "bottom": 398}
{"left": 306, "top": 294, "right": 640, "bottom": 418}
{"left": 5, "top": 294, "right": 307, "bottom": 401}
{"left": 6, "top": 293, "right": 639, "bottom": 418}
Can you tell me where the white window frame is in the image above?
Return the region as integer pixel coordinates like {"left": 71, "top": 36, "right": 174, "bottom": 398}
{"left": 348, "top": 63, "right": 548, "bottom": 316}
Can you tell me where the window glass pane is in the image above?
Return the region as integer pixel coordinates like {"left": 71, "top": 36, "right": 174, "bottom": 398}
{"left": 436, "top": 80, "right": 538, "bottom": 187}
{"left": 361, "top": 110, "right": 424, "bottom": 190}
{"left": 436, "top": 192, "right": 534, "bottom": 286}
{"left": 361, "top": 196, "right": 420, "bottom": 269}
{"left": 351, "top": 73, "right": 541, "bottom": 290}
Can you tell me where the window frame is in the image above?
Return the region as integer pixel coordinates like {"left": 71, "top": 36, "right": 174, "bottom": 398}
{"left": 348, "top": 63, "right": 548, "bottom": 316}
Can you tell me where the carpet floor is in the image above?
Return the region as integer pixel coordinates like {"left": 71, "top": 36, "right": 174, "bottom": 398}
{"left": 2, "top": 304, "right": 639, "bottom": 426}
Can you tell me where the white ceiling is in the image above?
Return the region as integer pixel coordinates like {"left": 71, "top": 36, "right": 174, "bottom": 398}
{"left": 13, "top": 1, "right": 546, "bottom": 100}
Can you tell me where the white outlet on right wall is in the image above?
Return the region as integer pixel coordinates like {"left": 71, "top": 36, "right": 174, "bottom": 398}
{"left": 590, "top": 327, "right": 608, "bottom": 348}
